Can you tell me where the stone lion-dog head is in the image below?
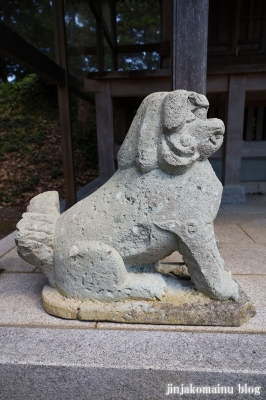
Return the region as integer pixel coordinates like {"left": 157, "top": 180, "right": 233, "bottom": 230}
{"left": 118, "top": 90, "right": 224, "bottom": 175}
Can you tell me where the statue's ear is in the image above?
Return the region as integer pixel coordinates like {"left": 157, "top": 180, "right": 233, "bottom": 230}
{"left": 118, "top": 92, "right": 168, "bottom": 173}
{"left": 135, "top": 92, "right": 168, "bottom": 173}
{"left": 163, "top": 90, "right": 189, "bottom": 134}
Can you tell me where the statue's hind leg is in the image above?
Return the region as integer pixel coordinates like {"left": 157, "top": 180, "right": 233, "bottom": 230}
{"left": 54, "top": 240, "right": 166, "bottom": 301}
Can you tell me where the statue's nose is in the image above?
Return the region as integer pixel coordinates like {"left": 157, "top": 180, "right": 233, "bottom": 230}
{"left": 208, "top": 118, "right": 225, "bottom": 134}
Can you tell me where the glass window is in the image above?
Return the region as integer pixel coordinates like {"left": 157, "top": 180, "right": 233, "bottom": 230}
{"left": 102, "top": 0, "right": 112, "bottom": 33}
{"left": 116, "top": 0, "right": 161, "bottom": 70}
{"left": 70, "top": 94, "right": 98, "bottom": 188}
{"left": 64, "top": 0, "right": 98, "bottom": 78}
{"left": 103, "top": 36, "right": 113, "bottom": 71}
{"left": 118, "top": 51, "right": 160, "bottom": 70}
{"left": 116, "top": 0, "right": 161, "bottom": 45}
{"left": 0, "top": 0, "right": 55, "bottom": 61}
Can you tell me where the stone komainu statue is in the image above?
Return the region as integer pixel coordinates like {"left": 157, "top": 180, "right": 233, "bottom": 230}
{"left": 16, "top": 90, "right": 239, "bottom": 308}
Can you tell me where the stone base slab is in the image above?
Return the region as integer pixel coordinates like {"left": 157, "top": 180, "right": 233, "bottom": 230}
{"left": 42, "top": 278, "right": 256, "bottom": 326}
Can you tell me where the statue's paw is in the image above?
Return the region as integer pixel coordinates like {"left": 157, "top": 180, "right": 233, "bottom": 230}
{"left": 203, "top": 274, "right": 239, "bottom": 301}
{"left": 218, "top": 278, "right": 239, "bottom": 301}
{"left": 121, "top": 273, "right": 167, "bottom": 301}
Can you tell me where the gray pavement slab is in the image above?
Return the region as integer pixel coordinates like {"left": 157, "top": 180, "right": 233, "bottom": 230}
{"left": 220, "top": 204, "right": 266, "bottom": 215}
{"left": 1, "top": 327, "right": 265, "bottom": 373}
{"left": 0, "top": 327, "right": 265, "bottom": 400}
{"left": 0, "top": 273, "right": 95, "bottom": 329}
{"left": 238, "top": 222, "right": 266, "bottom": 245}
{"left": 214, "top": 223, "right": 254, "bottom": 244}
{"left": 215, "top": 212, "right": 266, "bottom": 224}
{"left": 219, "top": 242, "right": 266, "bottom": 275}
{"left": 0, "top": 365, "right": 264, "bottom": 400}
{"left": 0, "top": 230, "right": 16, "bottom": 258}
{"left": 0, "top": 247, "right": 35, "bottom": 272}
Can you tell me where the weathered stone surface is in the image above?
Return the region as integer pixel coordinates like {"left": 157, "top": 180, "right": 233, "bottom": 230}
{"left": 42, "top": 279, "right": 255, "bottom": 326}
{"left": 16, "top": 89, "right": 256, "bottom": 325}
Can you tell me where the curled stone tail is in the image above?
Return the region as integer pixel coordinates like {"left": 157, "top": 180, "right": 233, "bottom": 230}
{"left": 16, "top": 191, "right": 60, "bottom": 288}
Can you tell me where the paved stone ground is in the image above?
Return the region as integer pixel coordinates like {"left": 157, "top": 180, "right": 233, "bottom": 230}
{"left": 0, "top": 194, "right": 265, "bottom": 399}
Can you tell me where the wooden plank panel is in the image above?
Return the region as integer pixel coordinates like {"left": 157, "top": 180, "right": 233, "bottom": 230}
{"left": 113, "top": 143, "right": 121, "bottom": 160}
{"left": 83, "top": 79, "right": 102, "bottom": 93}
{"left": 110, "top": 78, "right": 171, "bottom": 97}
{"left": 95, "top": 82, "right": 116, "bottom": 184}
{"left": 246, "top": 73, "right": 266, "bottom": 91}
{"left": 206, "top": 75, "right": 228, "bottom": 93}
{"left": 114, "top": 103, "right": 127, "bottom": 144}
{"left": 219, "top": 108, "right": 226, "bottom": 124}
{"left": 87, "top": 69, "right": 171, "bottom": 80}
{"left": 255, "top": 106, "right": 264, "bottom": 141}
{"left": 83, "top": 73, "right": 266, "bottom": 98}
{"left": 246, "top": 107, "right": 254, "bottom": 141}
{"left": 208, "top": 108, "right": 215, "bottom": 118}
{"left": 83, "top": 75, "right": 228, "bottom": 95}
{"left": 242, "top": 141, "right": 266, "bottom": 157}
{"left": 223, "top": 75, "right": 246, "bottom": 186}
{"left": 209, "top": 146, "right": 223, "bottom": 158}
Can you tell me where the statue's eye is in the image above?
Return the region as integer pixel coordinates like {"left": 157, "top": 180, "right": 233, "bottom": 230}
{"left": 192, "top": 107, "right": 208, "bottom": 120}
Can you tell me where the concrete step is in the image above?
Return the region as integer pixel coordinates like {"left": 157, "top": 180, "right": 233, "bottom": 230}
{"left": 1, "top": 327, "right": 265, "bottom": 400}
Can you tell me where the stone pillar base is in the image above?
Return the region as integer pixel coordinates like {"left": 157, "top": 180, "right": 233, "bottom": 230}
{"left": 221, "top": 186, "right": 246, "bottom": 205}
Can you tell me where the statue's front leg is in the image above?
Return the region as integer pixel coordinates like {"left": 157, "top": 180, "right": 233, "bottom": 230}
{"left": 155, "top": 220, "right": 238, "bottom": 300}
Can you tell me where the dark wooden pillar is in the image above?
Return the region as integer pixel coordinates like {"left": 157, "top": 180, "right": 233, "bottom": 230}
{"left": 161, "top": 0, "right": 172, "bottom": 69}
{"left": 53, "top": 0, "right": 76, "bottom": 209}
{"left": 95, "top": 82, "right": 116, "bottom": 185}
{"left": 172, "top": 0, "right": 209, "bottom": 94}
{"left": 222, "top": 74, "right": 246, "bottom": 204}
{"left": 114, "top": 103, "right": 127, "bottom": 144}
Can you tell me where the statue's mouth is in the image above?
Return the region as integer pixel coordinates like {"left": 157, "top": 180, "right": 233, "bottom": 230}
{"left": 160, "top": 136, "right": 199, "bottom": 167}
{"left": 165, "top": 135, "right": 195, "bottom": 158}
{"left": 208, "top": 131, "right": 223, "bottom": 146}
